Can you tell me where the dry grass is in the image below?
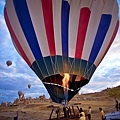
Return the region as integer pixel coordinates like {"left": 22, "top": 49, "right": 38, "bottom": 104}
{"left": 0, "top": 89, "right": 119, "bottom": 120}
{"left": 0, "top": 99, "right": 117, "bottom": 120}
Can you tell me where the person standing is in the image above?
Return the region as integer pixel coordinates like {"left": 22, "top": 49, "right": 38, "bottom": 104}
{"left": 63, "top": 106, "right": 67, "bottom": 118}
{"left": 14, "top": 111, "right": 18, "bottom": 120}
{"left": 79, "top": 108, "right": 86, "bottom": 120}
{"left": 115, "top": 99, "right": 119, "bottom": 111}
{"left": 87, "top": 106, "right": 91, "bottom": 120}
{"left": 119, "top": 103, "right": 120, "bottom": 111}
{"left": 99, "top": 107, "right": 106, "bottom": 120}
{"left": 79, "top": 113, "right": 85, "bottom": 120}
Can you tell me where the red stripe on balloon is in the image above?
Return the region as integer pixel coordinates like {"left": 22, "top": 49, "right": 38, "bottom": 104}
{"left": 97, "top": 20, "right": 119, "bottom": 66}
{"left": 4, "top": 8, "right": 31, "bottom": 66}
{"left": 75, "top": 8, "right": 91, "bottom": 59}
{"left": 41, "top": 0, "right": 56, "bottom": 56}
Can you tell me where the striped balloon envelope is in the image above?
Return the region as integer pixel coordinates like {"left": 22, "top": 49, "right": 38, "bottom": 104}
{"left": 4, "top": 0, "right": 119, "bottom": 104}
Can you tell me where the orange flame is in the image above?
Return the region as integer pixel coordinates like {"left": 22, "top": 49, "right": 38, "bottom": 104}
{"left": 62, "top": 73, "right": 70, "bottom": 100}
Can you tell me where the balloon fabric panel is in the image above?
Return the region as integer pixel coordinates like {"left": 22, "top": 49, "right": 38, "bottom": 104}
{"left": 75, "top": 8, "right": 91, "bottom": 59}
{"left": 88, "top": 14, "right": 112, "bottom": 64}
{"left": 4, "top": 8, "right": 31, "bottom": 66}
{"left": 97, "top": 20, "right": 119, "bottom": 66}
{"left": 61, "top": 1, "right": 70, "bottom": 57}
{"left": 41, "top": 0, "right": 56, "bottom": 56}
{"left": 13, "top": 0, "right": 43, "bottom": 59}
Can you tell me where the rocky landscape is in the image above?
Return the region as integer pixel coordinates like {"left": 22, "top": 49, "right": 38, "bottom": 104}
{"left": 0, "top": 86, "right": 120, "bottom": 120}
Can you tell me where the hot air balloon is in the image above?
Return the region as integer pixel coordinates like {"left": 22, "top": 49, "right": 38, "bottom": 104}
{"left": 28, "top": 84, "right": 31, "bottom": 89}
{"left": 18, "top": 91, "right": 24, "bottom": 99}
{"left": 4, "top": 0, "right": 119, "bottom": 104}
{"left": 6, "top": 60, "right": 12, "bottom": 66}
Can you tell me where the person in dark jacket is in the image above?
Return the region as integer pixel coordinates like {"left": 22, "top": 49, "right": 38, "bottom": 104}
{"left": 14, "top": 111, "right": 18, "bottom": 120}
{"left": 115, "top": 99, "right": 119, "bottom": 111}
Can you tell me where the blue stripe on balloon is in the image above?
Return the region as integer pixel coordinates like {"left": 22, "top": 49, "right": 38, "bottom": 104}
{"left": 61, "top": 0, "right": 70, "bottom": 57}
{"left": 13, "top": 0, "right": 42, "bottom": 59}
{"left": 88, "top": 14, "right": 112, "bottom": 64}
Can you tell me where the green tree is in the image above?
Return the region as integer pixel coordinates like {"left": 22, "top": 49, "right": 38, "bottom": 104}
{"left": 107, "top": 87, "right": 120, "bottom": 100}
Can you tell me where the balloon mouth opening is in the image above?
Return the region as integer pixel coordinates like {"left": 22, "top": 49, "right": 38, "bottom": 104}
{"left": 42, "top": 73, "right": 89, "bottom": 101}
{"left": 42, "top": 73, "right": 89, "bottom": 89}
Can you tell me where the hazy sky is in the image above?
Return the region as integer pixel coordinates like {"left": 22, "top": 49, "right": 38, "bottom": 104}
{"left": 0, "top": 0, "right": 120, "bottom": 103}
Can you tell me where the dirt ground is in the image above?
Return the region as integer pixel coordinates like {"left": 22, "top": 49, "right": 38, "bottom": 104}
{"left": 0, "top": 99, "right": 117, "bottom": 120}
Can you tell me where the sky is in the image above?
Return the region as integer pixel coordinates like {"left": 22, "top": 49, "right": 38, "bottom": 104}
{"left": 0, "top": 0, "right": 120, "bottom": 104}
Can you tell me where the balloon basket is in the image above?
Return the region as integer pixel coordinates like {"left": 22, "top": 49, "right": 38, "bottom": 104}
{"left": 49, "top": 103, "right": 81, "bottom": 120}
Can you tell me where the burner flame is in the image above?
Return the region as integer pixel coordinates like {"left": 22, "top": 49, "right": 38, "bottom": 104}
{"left": 62, "top": 73, "right": 70, "bottom": 101}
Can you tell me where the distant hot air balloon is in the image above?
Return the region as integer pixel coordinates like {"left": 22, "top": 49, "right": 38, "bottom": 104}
{"left": 28, "top": 84, "right": 31, "bottom": 89}
{"left": 4, "top": 0, "right": 119, "bottom": 104}
{"left": 6, "top": 60, "right": 12, "bottom": 67}
{"left": 18, "top": 91, "right": 24, "bottom": 99}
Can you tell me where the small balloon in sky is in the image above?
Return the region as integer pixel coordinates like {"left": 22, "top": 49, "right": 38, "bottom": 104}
{"left": 18, "top": 91, "right": 24, "bottom": 99}
{"left": 6, "top": 60, "right": 12, "bottom": 67}
{"left": 28, "top": 84, "right": 31, "bottom": 89}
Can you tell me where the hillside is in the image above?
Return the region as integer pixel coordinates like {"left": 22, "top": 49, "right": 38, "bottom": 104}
{"left": 72, "top": 85, "right": 120, "bottom": 101}
{"left": 0, "top": 86, "right": 120, "bottom": 120}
